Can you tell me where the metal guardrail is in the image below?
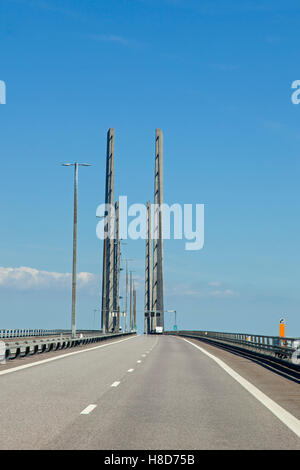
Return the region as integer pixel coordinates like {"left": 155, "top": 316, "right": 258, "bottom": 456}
{"left": 1, "top": 332, "right": 136, "bottom": 361}
{"left": 0, "top": 329, "right": 106, "bottom": 339}
{"left": 166, "top": 330, "right": 300, "bottom": 365}
{"left": 0, "top": 329, "right": 70, "bottom": 339}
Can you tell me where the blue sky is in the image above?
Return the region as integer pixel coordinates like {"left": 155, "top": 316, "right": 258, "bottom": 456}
{"left": 1, "top": 0, "right": 300, "bottom": 336}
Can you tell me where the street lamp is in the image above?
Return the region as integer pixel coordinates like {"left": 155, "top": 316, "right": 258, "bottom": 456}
{"left": 122, "top": 258, "right": 134, "bottom": 328}
{"left": 120, "top": 311, "right": 127, "bottom": 332}
{"left": 167, "top": 310, "right": 177, "bottom": 331}
{"left": 129, "top": 270, "right": 136, "bottom": 331}
{"left": 93, "top": 308, "right": 100, "bottom": 330}
{"left": 62, "top": 162, "right": 91, "bottom": 338}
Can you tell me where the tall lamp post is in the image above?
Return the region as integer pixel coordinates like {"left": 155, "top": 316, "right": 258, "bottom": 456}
{"left": 93, "top": 308, "right": 100, "bottom": 330}
{"left": 62, "top": 162, "right": 91, "bottom": 338}
{"left": 129, "top": 270, "right": 136, "bottom": 331}
{"left": 167, "top": 310, "right": 177, "bottom": 331}
{"left": 122, "top": 258, "right": 134, "bottom": 329}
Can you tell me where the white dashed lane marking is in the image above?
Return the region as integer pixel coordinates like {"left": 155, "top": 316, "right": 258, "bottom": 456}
{"left": 80, "top": 404, "right": 97, "bottom": 415}
{"left": 111, "top": 381, "right": 121, "bottom": 387}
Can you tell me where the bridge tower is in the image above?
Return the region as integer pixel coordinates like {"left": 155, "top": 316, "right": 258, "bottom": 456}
{"left": 152, "top": 129, "right": 164, "bottom": 332}
{"left": 101, "top": 128, "right": 115, "bottom": 333}
{"left": 144, "top": 201, "right": 152, "bottom": 334}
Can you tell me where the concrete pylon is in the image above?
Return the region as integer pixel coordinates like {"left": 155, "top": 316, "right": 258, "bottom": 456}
{"left": 152, "top": 129, "right": 164, "bottom": 332}
{"left": 101, "top": 128, "right": 115, "bottom": 333}
{"left": 113, "top": 200, "right": 120, "bottom": 332}
{"left": 144, "top": 201, "right": 152, "bottom": 334}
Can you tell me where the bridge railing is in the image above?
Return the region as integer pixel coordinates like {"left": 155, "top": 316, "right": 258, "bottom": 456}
{"left": 0, "top": 329, "right": 107, "bottom": 339}
{"left": 0, "top": 329, "right": 68, "bottom": 339}
{"left": 166, "top": 330, "right": 300, "bottom": 364}
{"left": 1, "top": 331, "right": 136, "bottom": 361}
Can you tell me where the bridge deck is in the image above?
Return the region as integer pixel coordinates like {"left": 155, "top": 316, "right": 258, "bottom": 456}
{"left": 0, "top": 335, "right": 299, "bottom": 450}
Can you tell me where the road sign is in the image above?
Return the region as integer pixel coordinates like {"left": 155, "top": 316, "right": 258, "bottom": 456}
{"left": 173, "top": 325, "right": 177, "bottom": 331}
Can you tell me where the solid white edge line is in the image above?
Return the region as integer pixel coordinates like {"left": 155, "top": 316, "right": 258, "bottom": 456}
{"left": 111, "top": 381, "right": 120, "bottom": 387}
{"left": 0, "top": 336, "right": 138, "bottom": 377}
{"left": 180, "top": 337, "right": 300, "bottom": 439}
{"left": 80, "top": 404, "right": 97, "bottom": 415}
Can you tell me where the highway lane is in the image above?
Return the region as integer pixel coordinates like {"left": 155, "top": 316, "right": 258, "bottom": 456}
{"left": 0, "top": 335, "right": 299, "bottom": 450}
{"left": 0, "top": 334, "right": 152, "bottom": 449}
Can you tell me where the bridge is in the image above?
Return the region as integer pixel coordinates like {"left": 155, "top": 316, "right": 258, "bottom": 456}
{"left": 0, "top": 329, "right": 299, "bottom": 450}
{"left": 1, "top": 128, "right": 299, "bottom": 451}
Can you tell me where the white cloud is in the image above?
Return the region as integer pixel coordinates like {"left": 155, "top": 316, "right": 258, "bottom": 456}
{"left": 209, "top": 289, "right": 238, "bottom": 297}
{"left": 166, "top": 281, "right": 239, "bottom": 298}
{"left": 0, "top": 266, "right": 98, "bottom": 291}
{"left": 167, "top": 283, "right": 201, "bottom": 296}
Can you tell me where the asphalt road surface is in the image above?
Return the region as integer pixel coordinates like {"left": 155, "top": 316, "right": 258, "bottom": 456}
{"left": 0, "top": 335, "right": 299, "bottom": 450}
